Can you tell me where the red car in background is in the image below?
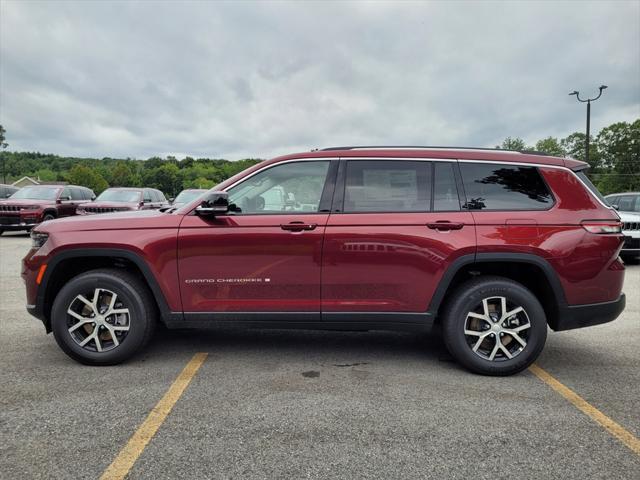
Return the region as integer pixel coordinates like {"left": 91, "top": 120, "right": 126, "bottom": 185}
{"left": 77, "top": 187, "right": 168, "bottom": 215}
{"left": 0, "top": 185, "right": 94, "bottom": 235}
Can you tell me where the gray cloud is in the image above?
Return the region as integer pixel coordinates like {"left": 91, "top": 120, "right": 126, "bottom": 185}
{"left": 1, "top": 0, "right": 639, "bottom": 159}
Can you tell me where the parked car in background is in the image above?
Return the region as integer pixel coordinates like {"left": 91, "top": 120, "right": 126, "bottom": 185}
{"left": 171, "top": 189, "right": 207, "bottom": 208}
{"left": 23, "top": 147, "right": 626, "bottom": 375}
{"left": 605, "top": 192, "right": 640, "bottom": 213}
{"left": 1, "top": 184, "right": 19, "bottom": 199}
{"left": 605, "top": 193, "right": 640, "bottom": 262}
{"left": 0, "top": 185, "right": 94, "bottom": 235}
{"left": 76, "top": 187, "right": 168, "bottom": 215}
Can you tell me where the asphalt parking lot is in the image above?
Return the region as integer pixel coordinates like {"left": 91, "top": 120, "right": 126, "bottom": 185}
{"left": 1, "top": 232, "right": 638, "bottom": 479}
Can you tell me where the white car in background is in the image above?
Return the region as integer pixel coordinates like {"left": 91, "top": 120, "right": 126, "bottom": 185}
{"left": 606, "top": 192, "right": 640, "bottom": 262}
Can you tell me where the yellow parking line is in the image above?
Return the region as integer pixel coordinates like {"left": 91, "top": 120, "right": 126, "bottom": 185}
{"left": 529, "top": 364, "right": 640, "bottom": 456}
{"left": 100, "top": 353, "right": 208, "bottom": 480}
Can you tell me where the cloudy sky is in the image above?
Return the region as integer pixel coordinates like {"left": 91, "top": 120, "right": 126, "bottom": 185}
{"left": 1, "top": 0, "right": 639, "bottom": 160}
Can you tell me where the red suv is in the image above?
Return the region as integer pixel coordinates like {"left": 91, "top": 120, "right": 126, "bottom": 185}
{"left": 0, "top": 185, "right": 94, "bottom": 235}
{"left": 21, "top": 147, "right": 626, "bottom": 375}
{"left": 76, "top": 187, "right": 168, "bottom": 214}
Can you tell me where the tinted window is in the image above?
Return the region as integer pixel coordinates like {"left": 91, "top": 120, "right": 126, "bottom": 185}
{"left": 69, "top": 187, "right": 84, "bottom": 200}
{"left": 228, "top": 161, "right": 330, "bottom": 214}
{"left": 156, "top": 190, "right": 167, "bottom": 202}
{"left": 606, "top": 195, "right": 620, "bottom": 207}
{"left": 460, "top": 163, "right": 553, "bottom": 210}
{"left": 344, "top": 161, "right": 431, "bottom": 213}
{"left": 616, "top": 195, "right": 639, "bottom": 212}
{"left": 434, "top": 162, "right": 460, "bottom": 211}
{"left": 143, "top": 190, "right": 152, "bottom": 202}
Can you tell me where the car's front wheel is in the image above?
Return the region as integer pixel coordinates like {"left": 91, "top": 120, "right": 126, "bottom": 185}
{"left": 51, "top": 269, "right": 156, "bottom": 365}
{"left": 442, "top": 276, "right": 547, "bottom": 376}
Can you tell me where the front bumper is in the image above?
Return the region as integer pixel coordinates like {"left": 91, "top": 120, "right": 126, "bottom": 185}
{"left": 555, "top": 294, "right": 626, "bottom": 331}
{"left": 0, "top": 222, "right": 39, "bottom": 231}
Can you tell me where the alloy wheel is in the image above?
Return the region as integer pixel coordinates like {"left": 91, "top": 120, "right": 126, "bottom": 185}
{"left": 66, "top": 288, "right": 131, "bottom": 352}
{"left": 463, "top": 296, "right": 531, "bottom": 361}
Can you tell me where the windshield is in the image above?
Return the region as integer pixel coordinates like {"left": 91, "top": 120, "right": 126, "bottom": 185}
{"left": 9, "top": 186, "right": 60, "bottom": 200}
{"left": 96, "top": 190, "right": 141, "bottom": 203}
{"left": 174, "top": 190, "right": 205, "bottom": 204}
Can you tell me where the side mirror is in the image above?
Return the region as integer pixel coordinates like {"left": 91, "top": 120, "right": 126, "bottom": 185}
{"left": 195, "top": 191, "right": 229, "bottom": 216}
{"left": 612, "top": 204, "right": 619, "bottom": 210}
{"left": 57, "top": 196, "right": 71, "bottom": 203}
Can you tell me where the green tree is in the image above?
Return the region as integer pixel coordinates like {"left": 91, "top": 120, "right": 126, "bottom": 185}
{"left": 143, "top": 163, "right": 183, "bottom": 197}
{"left": 560, "top": 132, "right": 602, "bottom": 169}
{"left": 535, "top": 137, "right": 565, "bottom": 157}
{"left": 592, "top": 120, "right": 640, "bottom": 194}
{"left": 496, "top": 137, "right": 529, "bottom": 151}
{"left": 66, "top": 164, "right": 109, "bottom": 194}
{"left": 110, "top": 161, "right": 135, "bottom": 187}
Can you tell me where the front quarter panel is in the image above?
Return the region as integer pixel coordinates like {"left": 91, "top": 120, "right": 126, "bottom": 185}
{"left": 23, "top": 211, "right": 183, "bottom": 314}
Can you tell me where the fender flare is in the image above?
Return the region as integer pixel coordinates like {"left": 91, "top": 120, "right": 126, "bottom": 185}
{"left": 426, "top": 252, "right": 567, "bottom": 315}
{"left": 36, "top": 248, "right": 177, "bottom": 329}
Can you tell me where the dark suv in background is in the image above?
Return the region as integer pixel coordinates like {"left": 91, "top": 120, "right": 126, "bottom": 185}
{"left": 22, "top": 147, "right": 626, "bottom": 375}
{"left": 77, "top": 187, "right": 167, "bottom": 215}
{"left": 0, "top": 185, "right": 94, "bottom": 235}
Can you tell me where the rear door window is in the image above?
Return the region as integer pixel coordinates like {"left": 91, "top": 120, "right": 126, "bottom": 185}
{"left": 460, "top": 163, "right": 553, "bottom": 210}
{"left": 344, "top": 160, "right": 431, "bottom": 213}
{"left": 143, "top": 190, "right": 152, "bottom": 203}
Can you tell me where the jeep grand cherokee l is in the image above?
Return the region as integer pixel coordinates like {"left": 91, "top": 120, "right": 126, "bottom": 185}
{"left": 0, "top": 185, "right": 94, "bottom": 235}
{"left": 22, "top": 147, "right": 626, "bottom": 375}
{"left": 76, "top": 187, "right": 168, "bottom": 214}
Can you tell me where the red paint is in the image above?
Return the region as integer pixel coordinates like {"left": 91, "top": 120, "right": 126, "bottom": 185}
{"left": 22, "top": 148, "right": 624, "bottom": 324}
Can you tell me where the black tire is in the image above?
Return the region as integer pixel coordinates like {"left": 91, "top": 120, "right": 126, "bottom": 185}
{"left": 441, "top": 276, "right": 547, "bottom": 376}
{"left": 0, "top": 229, "right": 4, "bottom": 236}
{"left": 51, "top": 269, "right": 156, "bottom": 365}
{"left": 42, "top": 213, "right": 56, "bottom": 222}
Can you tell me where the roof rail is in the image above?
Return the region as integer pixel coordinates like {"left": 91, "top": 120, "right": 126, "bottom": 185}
{"left": 319, "top": 146, "right": 549, "bottom": 156}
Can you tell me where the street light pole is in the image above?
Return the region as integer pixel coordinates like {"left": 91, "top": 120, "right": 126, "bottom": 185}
{"left": 569, "top": 85, "right": 607, "bottom": 164}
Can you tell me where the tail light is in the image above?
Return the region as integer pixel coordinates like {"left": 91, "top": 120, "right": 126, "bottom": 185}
{"left": 581, "top": 221, "right": 622, "bottom": 234}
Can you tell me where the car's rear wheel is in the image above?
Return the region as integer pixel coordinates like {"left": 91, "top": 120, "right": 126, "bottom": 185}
{"left": 51, "top": 269, "right": 156, "bottom": 365}
{"left": 442, "top": 276, "right": 547, "bottom": 376}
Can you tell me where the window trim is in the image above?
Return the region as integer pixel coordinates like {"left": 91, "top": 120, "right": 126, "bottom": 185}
{"left": 221, "top": 159, "right": 337, "bottom": 216}
{"left": 458, "top": 162, "right": 557, "bottom": 212}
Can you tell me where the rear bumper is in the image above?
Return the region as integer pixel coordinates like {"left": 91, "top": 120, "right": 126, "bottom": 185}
{"left": 554, "top": 294, "right": 626, "bottom": 331}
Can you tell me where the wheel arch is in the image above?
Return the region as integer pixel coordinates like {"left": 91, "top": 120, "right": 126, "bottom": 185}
{"left": 37, "top": 249, "right": 176, "bottom": 332}
{"left": 429, "top": 253, "right": 567, "bottom": 330}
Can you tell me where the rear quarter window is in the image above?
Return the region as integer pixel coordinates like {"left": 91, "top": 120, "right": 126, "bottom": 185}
{"left": 460, "top": 163, "right": 554, "bottom": 210}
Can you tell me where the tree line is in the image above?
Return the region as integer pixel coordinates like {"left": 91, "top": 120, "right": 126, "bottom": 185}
{"left": 0, "top": 119, "right": 638, "bottom": 196}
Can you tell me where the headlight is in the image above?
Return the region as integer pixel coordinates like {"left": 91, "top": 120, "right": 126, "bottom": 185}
{"left": 22, "top": 205, "right": 39, "bottom": 211}
{"left": 31, "top": 231, "right": 49, "bottom": 249}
